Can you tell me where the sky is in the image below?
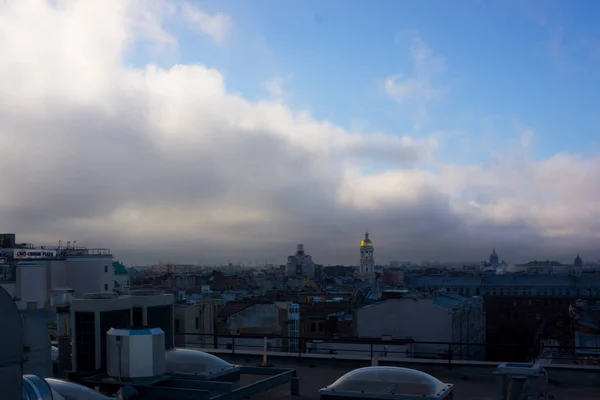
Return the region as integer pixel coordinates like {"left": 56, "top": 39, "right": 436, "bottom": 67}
{"left": 1, "top": 0, "right": 600, "bottom": 265}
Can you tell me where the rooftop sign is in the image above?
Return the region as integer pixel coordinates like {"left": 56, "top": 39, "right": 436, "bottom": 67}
{"left": 13, "top": 249, "right": 56, "bottom": 259}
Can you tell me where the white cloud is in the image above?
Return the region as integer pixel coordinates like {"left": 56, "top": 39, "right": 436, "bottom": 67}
{"left": 385, "top": 33, "right": 446, "bottom": 129}
{"left": 0, "top": 0, "right": 598, "bottom": 264}
{"left": 263, "top": 76, "right": 295, "bottom": 104}
{"left": 519, "top": 128, "right": 535, "bottom": 149}
{"left": 181, "top": 2, "right": 232, "bottom": 43}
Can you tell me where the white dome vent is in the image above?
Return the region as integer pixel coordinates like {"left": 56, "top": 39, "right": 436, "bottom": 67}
{"left": 319, "top": 366, "right": 454, "bottom": 400}
{"left": 165, "top": 349, "right": 237, "bottom": 377}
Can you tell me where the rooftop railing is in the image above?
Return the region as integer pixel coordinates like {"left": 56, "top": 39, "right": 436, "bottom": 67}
{"left": 175, "top": 332, "right": 600, "bottom": 369}
{"left": 61, "top": 248, "right": 112, "bottom": 256}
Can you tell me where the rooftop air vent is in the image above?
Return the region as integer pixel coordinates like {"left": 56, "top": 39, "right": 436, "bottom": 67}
{"left": 107, "top": 328, "right": 166, "bottom": 380}
{"left": 494, "top": 363, "right": 547, "bottom": 400}
{"left": 50, "top": 288, "right": 74, "bottom": 309}
{"left": 319, "top": 366, "right": 454, "bottom": 400}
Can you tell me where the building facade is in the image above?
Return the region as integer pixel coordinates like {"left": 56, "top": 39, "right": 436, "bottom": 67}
{"left": 355, "top": 293, "right": 486, "bottom": 360}
{"left": 404, "top": 272, "right": 600, "bottom": 361}
{"left": 0, "top": 233, "right": 114, "bottom": 310}
{"left": 174, "top": 299, "right": 218, "bottom": 348}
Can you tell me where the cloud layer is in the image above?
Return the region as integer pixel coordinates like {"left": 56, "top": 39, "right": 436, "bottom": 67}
{"left": 0, "top": 0, "right": 598, "bottom": 265}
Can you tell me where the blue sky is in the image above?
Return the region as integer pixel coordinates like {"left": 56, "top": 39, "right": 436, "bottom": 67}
{"left": 152, "top": 0, "right": 600, "bottom": 166}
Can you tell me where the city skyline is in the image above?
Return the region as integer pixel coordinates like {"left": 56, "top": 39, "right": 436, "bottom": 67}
{"left": 1, "top": 1, "right": 600, "bottom": 264}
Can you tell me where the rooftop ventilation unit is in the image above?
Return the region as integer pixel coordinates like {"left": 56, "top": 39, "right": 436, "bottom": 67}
{"left": 51, "top": 288, "right": 74, "bottom": 309}
{"left": 494, "top": 363, "right": 548, "bottom": 400}
{"left": 106, "top": 328, "right": 166, "bottom": 380}
{"left": 319, "top": 366, "right": 454, "bottom": 400}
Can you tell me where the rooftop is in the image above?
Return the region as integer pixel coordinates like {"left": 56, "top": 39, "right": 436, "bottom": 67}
{"left": 405, "top": 274, "right": 600, "bottom": 287}
{"left": 212, "top": 352, "right": 600, "bottom": 400}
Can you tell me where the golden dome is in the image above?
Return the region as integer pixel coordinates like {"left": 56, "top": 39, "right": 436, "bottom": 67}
{"left": 360, "top": 231, "right": 373, "bottom": 247}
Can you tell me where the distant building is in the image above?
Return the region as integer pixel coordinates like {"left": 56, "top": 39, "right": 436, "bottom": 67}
{"left": 355, "top": 293, "right": 486, "bottom": 360}
{"left": 359, "top": 231, "right": 375, "bottom": 280}
{"left": 174, "top": 297, "right": 219, "bottom": 349}
{"left": 113, "top": 261, "right": 130, "bottom": 294}
{"left": 575, "top": 254, "right": 583, "bottom": 267}
{"left": 489, "top": 249, "right": 499, "bottom": 267}
{"left": 286, "top": 244, "right": 315, "bottom": 278}
{"left": 0, "top": 233, "right": 114, "bottom": 310}
{"left": 216, "top": 300, "right": 296, "bottom": 352}
{"left": 404, "top": 273, "right": 600, "bottom": 361}
{"left": 569, "top": 299, "right": 600, "bottom": 365}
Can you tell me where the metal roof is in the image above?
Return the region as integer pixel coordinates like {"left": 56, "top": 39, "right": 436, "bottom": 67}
{"left": 432, "top": 293, "right": 473, "bottom": 311}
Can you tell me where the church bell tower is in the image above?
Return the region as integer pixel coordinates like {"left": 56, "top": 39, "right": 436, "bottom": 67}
{"left": 359, "top": 231, "right": 375, "bottom": 279}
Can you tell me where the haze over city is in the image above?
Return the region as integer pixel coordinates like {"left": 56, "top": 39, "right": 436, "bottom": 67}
{"left": 2, "top": 0, "right": 600, "bottom": 265}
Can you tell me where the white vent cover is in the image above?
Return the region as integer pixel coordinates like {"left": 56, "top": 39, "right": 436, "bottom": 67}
{"left": 106, "top": 328, "right": 166, "bottom": 379}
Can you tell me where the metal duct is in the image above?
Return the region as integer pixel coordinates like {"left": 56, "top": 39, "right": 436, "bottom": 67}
{"left": 45, "top": 378, "right": 113, "bottom": 400}
{"left": 21, "top": 375, "right": 56, "bottom": 400}
{"left": 0, "top": 286, "right": 25, "bottom": 400}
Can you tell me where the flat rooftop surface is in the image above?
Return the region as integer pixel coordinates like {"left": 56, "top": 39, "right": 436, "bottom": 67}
{"left": 221, "top": 354, "right": 600, "bottom": 400}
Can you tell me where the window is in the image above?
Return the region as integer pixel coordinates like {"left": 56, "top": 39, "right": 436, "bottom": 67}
{"left": 104, "top": 284, "right": 108, "bottom": 291}
{"left": 195, "top": 317, "right": 199, "bottom": 329}
{"left": 104, "top": 265, "right": 108, "bottom": 273}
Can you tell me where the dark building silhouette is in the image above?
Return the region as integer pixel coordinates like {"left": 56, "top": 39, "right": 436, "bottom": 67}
{"left": 489, "top": 249, "right": 499, "bottom": 267}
